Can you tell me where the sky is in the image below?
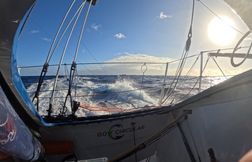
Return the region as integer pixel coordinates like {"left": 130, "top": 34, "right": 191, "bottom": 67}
{"left": 16, "top": 0, "right": 251, "bottom": 76}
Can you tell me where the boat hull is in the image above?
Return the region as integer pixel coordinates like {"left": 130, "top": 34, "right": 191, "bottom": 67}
{"left": 40, "top": 109, "right": 173, "bottom": 161}
{"left": 40, "top": 70, "right": 252, "bottom": 162}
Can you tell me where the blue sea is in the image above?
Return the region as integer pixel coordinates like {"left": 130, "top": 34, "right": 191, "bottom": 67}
{"left": 21, "top": 75, "right": 226, "bottom": 117}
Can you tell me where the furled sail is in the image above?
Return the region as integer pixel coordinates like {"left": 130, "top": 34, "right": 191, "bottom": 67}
{"left": 224, "top": 0, "right": 252, "bottom": 30}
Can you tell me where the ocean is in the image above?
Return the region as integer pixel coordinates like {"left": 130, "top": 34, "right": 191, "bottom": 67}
{"left": 21, "top": 75, "right": 227, "bottom": 117}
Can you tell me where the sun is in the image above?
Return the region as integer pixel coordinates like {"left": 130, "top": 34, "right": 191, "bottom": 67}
{"left": 208, "top": 16, "right": 237, "bottom": 46}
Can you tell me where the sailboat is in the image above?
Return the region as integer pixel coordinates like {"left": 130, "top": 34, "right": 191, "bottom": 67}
{"left": 0, "top": 0, "right": 252, "bottom": 162}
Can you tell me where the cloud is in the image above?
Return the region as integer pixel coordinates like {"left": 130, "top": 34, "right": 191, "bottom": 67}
{"left": 30, "top": 30, "right": 39, "bottom": 34}
{"left": 78, "top": 53, "right": 173, "bottom": 75}
{"left": 109, "top": 53, "right": 171, "bottom": 63}
{"left": 91, "top": 23, "right": 101, "bottom": 31}
{"left": 159, "top": 12, "right": 172, "bottom": 19}
{"left": 114, "top": 33, "right": 126, "bottom": 40}
{"left": 41, "top": 37, "right": 51, "bottom": 42}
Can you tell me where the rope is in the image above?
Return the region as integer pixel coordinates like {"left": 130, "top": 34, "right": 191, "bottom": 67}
{"left": 73, "top": 0, "right": 93, "bottom": 62}
{"left": 18, "top": 1, "right": 37, "bottom": 38}
{"left": 231, "top": 31, "right": 251, "bottom": 67}
{"left": 48, "top": 1, "right": 89, "bottom": 116}
{"left": 62, "top": 0, "right": 93, "bottom": 116}
{"left": 180, "top": 56, "right": 211, "bottom": 101}
{"left": 61, "top": 62, "right": 76, "bottom": 115}
{"left": 108, "top": 111, "right": 188, "bottom": 162}
{"left": 47, "top": 1, "right": 87, "bottom": 62}
{"left": 186, "top": 119, "right": 202, "bottom": 162}
{"left": 32, "top": 0, "right": 78, "bottom": 111}
{"left": 211, "top": 57, "right": 226, "bottom": 78}
{"left": 32, "top": 63, "right": 48, "bottom": 111}
{"left": 160, "top": 0, "right": 195, "bottom": 105}
{"left": 177, "top": 122, "right": 196, "bottom": 162}
{"left": 45, "top": 0, "right": 77, "bottom": 64}
{"left": 131, "top": 122, "right": 138, "bottom": 162}
{"left": 167, "top": 54, "right": 200, "bottom": 104}
{"left": 164, "top": 54, "right": 200, "bottom": 105}
{"left": 185, "top": 54, "right": 200, "bottom": 77}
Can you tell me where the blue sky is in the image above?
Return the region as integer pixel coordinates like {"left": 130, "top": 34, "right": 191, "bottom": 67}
{"left": 16, "top": 0, "right": 250, "bottom": 75}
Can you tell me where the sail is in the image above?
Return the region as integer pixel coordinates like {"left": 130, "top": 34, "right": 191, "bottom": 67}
{"left": 224, "top": 0, "right": 252, "bottom": 30}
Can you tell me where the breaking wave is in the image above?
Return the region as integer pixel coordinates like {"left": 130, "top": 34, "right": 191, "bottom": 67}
{"left": 22, "top": 75, "right": 226, "bottom": 117}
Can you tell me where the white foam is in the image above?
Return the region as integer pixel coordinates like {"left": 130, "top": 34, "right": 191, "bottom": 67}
{"left": 26, "top": 77, "right": 157, "bottom": 117}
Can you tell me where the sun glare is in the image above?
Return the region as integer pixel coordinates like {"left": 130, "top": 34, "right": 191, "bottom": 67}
{"left": 208, "top": 16, "right": 237, "bottom": 46}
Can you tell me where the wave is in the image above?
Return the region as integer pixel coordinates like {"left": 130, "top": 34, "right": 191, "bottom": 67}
{"left": 23, "top": 75, "right": 227, "bottom": 117}
{"left": 26, "top": 76, "right": 159, "bottom": 116}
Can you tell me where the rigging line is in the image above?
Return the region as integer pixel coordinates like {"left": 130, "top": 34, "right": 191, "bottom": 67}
{"left": 164, "top": 54, "right": 200, "bottom": 104}
{"left": 48, "top": 1, "right": 88, "bottom": 116}
{"left": 32, "top": 0, "right": 83, "bottom": 110}
{"left": 48, "top": 1, "right": 87, "bottom": 62}
{"left": 108, "top": 112, "right": 188, "bottom": 162}
{"left": 185, "top": 55, "right": 200, "bottom": 77}
{"left": 18, "top": 1, "right": 37, "bottom": 38}
{"left": 163, "top": 37, "right": 195, "bottom": 103}
{"left": 73, "top": 0, "right": 93, "bottom": 62}
{"left": 211, "top": 57, "right": 226, "bottom": 79}
{"left": 180, "top": 56, "right": 211, "bottom": 102}
{"left": 190, "top": 0, "right": 195, "bottom": 27}
{"left": 177, "top": 54, "right": 200, "bottom": 86}
{"left": 161, "top": 49, "right": 190, "bottom": 104}
{"left": 177, "top": 122, "right": 196, "bottom": 162}
{"left": 45, "top": 0, "right": 77, "bottom": 64}
{"left": 83, "top": 44, "right": 99, "bottom": 61}
{"left": 161, "top": 48, "right": 187, "bottom": 104}
{"left": 186, "top": 119, "right": 202, "bottom": 162}
{"left": 160, "top": 52, "right": 185, "bottom": 104}
{"left": 62, "top": 63, "right": 75, "bottom": 115}
{"left": 62, "top": 0, "right": 93, "bottom": 115}
{"left": 131, "top": 122, "right": 138, "bottom": 162}
{"left": 198, "top": 0, "right": 246, "bottom": 36}
{"left": 161, "top": 0, "right": 195, "bottom": 104}
{"left": 161, "top": 53, "right": 200, "bottom": 104}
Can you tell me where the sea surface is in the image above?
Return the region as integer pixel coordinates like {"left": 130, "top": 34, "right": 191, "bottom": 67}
{"left": 21, "top": 75, "right": 227, "bottom": 117}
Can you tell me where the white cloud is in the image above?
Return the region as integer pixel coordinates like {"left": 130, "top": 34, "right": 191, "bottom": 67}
{"left": 30, "top": 30, "right": 39, "bottom": 34}
{"left": 41, "top": 37, "right": 51, "bottom": 42}
{"left": 110, "top": 53, "right": 171, "bottom": 63}
{"left": 78, "top": 53, "right": 173, "bottom": 75}
{"left": 114, "top": 33, "right": 126, "bottom": 40}
{"left": 91, "top": 23, "right": 101, "bottom": 31}
{"left": 159, "top": 12, "right": 172, "bottom": 19}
